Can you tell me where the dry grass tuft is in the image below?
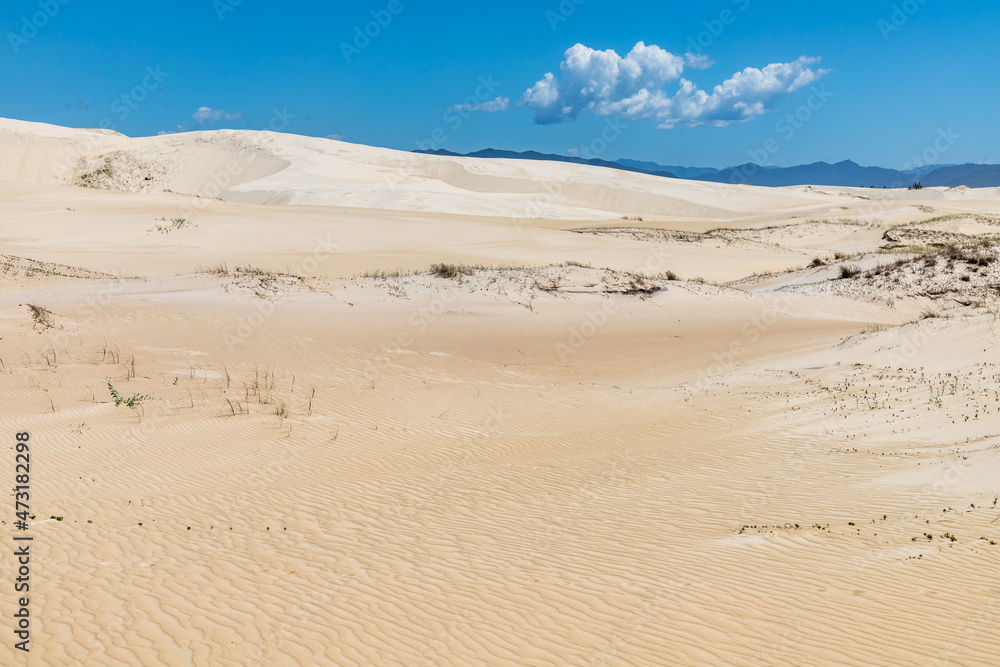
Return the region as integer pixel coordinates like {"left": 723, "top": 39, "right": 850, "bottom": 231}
{"left": 431, "top": 263, "right": 476, "bottom": 279}
{"left": 838, "top": 264, "right": 861, "bottom": 279}
{"left": 26, "top": 304, "right": 54, "bottom": 329}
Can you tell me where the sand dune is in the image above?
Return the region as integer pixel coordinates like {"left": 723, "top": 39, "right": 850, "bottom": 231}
{"left": 1, "top": 118, "right": 855, "bottom": 221}
{"left": 1, "top": 119, "right": 999, "bottom": 665}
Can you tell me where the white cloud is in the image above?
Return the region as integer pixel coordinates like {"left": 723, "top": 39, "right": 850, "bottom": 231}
{"left": 192, "top": 106, "right": 245, "bottom": 123}
{"left": 327, "top": 134, "right": 345, "bottom": 141}
{"left": 449, "top": 96, "right": 510, "bottom": 113}
{"left": 521, "top": 42, "right": 829, "bottom": 128}
{"left": 684, "top": 54, "right": 714, "bottom": 70}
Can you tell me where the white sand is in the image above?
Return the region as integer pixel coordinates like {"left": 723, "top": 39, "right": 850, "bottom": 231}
{"left": 1, "top": 118, "right": 999, "bottom": 666}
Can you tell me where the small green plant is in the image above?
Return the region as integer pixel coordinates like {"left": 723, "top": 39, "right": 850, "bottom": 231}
{"left": 234, "top": 264, "right": 265, "bottom": 275}
{"left": 862, "top": 394, "right": 887, "bottom": 410}
{"left": 106, "top": 377, "right": 151, "bottom": 408}
{"left": 929, "top": 386, "right": 943, "bottom": 405}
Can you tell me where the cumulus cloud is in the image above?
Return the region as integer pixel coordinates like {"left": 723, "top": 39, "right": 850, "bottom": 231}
{"left": 521, "top": 42, "right": 829, "bottom": 128}
{"left": 449, "top": 96, "right": 510, "bottom": 113}
{"left": 192, "top": 106, "right": 245, "bottom": 124}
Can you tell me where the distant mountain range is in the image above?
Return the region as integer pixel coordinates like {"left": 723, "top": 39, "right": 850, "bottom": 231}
{"left": 412, "top": 148, "right": 676, "bottom": 179}
{"left": 413, "top": 148, "right": 1000, "bottom": 188}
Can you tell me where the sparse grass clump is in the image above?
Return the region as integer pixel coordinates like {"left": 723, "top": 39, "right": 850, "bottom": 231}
{"left": 838, "top": 264, "right": 861, "bottom": 279}
{"left": 622, "top": 273, "right": 660, "bottom": 296}
{"left": 149, "top": 217, "right": 193, "bottom": 234}
{"left": 431, "top": 263, "right": 475, "bottom": 279}
{"left": 943, "top": 243, "right": 996, "bottom": 267}
{"left": 866, "top": 241, "right": 999, "bottom": 290}
{"left": 197, "top": 262, "right": 229, "bottom": 275}
{"left": 26, "top": 304, "right": 54, "bottom": 329}
{"left": 234, "top": 264, "right": 265, "bottom": 275}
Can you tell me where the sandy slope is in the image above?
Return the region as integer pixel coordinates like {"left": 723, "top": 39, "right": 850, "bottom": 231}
{"left": 1, "top": 119, "right": 999, "bottom": 666}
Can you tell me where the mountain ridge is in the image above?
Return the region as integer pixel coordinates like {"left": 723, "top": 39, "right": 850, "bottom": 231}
{"left": 414, "top": 148, "right": 998, "bottom": 188}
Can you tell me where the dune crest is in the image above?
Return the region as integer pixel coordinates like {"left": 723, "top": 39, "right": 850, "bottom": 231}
{"left": 2, "top": 119, "right": 1000, "bottom": 665}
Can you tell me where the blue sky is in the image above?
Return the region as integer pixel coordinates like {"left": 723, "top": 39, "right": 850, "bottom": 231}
{"left": 1, "top": 0, "right": 996, "bottom": 168}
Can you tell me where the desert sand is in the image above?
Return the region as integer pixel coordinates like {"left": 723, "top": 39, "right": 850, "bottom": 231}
{"left": 1, "top": 118, "right": 998, "bottom": 665}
